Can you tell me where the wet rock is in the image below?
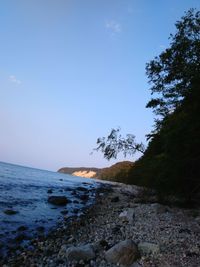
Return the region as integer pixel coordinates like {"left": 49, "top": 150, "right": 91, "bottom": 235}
{"left": 119, "top": 208, "right": 135, "bottom": 224}
{"left": 62, "top": 244, "right": 95, "bottom": 261}
{"left": 48, "top": 196, "right": 69, "bottom": 206}
{"left": 47, "top": 189, "right": 53, "bottom": 194}
{"left": 138, "top": 242, "right": 160, "bottom": 256}
{"left": 105, "top": 240, "right": 139, "bottom": 266}
{"left": 4, "top": 209, "right": 18, "bottom": 215}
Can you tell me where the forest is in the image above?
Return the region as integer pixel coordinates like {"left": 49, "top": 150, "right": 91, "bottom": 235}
{"left": 96, "top": 9, "right": 200, "bottom": 204}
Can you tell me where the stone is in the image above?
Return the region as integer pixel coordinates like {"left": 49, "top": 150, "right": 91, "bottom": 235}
{"left": 48, "top": 196, "right": 69, "bottom": 206}
{"left": 47, "top": 189, "right": 53, "bottom": 194}
{"left": 4, "top": 209, "right": 18, "bottom": 215}
{"left": 105, "top": 240, "right": 139, "bottom": 266}
{"left": 119, "top": 209, "right": 135, "bottom": 224}
{"left": 64, "top": 244, "right": 95, "bottom": 261}
{"left": 138, "top": 242, "right": 160, "bottom": 256}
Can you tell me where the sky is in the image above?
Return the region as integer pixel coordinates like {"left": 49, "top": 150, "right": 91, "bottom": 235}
{"left": 0, "top": 0, "right": 200, "bottom": 171}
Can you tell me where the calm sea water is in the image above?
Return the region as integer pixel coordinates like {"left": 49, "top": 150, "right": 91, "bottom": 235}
{"left": 0, "top": 161, "right": 99, "bottom": 256}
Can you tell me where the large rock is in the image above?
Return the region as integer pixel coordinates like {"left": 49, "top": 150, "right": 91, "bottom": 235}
{"left": 64, "top": 244, "right": 95, "bottom": 261}
{"left": 138, "top": 242, "right": 160, "bottom": 256}
{"left": 119, "top": 208, "right": 135, "bottom": 224}
{"left": 48, "top": 196, "right": 69, "bottom": 205}
{"left": 105, "top": 240, "right": 139, "bottom": 266}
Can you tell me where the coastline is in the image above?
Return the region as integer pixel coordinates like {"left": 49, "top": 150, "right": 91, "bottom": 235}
{"left": 2, "top": 181, "right": 200, "bottom": 267}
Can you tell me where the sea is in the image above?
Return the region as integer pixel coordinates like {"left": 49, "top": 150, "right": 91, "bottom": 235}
{"left": 0, "top": 161, "right": 100, "bottom": 257}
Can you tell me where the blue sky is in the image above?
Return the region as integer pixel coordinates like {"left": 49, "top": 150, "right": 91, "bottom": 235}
{"left": 0, "top": 0, "right": 199, "bottom": 171}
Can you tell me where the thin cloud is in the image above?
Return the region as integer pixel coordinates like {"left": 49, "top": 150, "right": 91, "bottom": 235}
{"left": 9, "top": 75, "right": 22, "bottom": 85}
{"left": 105, "top": 20, "right": 122, "bottom": 35}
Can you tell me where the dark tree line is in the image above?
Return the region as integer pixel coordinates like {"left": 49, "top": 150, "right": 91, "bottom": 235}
{"left": 95, "top": 9, "right": 200, "bottom": 202}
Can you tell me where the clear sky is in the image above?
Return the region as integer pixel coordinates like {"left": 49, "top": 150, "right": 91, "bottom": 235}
{"left": 0, "top": 0, "right": 199, "bottom": 171}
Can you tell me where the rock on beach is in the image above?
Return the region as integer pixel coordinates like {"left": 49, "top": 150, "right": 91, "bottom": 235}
{"left": 138, "top": 242, "right": 160, "bottom": 256}
{"left": 47, "top": 195, "right": 69, "bottom": 205}
{"left": 60, "top": 244, "right": 95, "bottom": 261}
{"left": 105, "top": 239, "right": 140, "bottom": 266}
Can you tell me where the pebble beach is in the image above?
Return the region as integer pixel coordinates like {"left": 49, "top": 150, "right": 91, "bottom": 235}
{"left": 1, "top": 181, "right": 200, "bottom": 267}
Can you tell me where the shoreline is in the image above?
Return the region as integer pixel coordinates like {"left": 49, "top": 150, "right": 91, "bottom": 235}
{"left": 2, "top": 181, "right": 200, "bottom": 267}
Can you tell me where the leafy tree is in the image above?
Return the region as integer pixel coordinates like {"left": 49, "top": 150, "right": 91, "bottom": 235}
{"left": 146, "top": 8, "right": 200, "bottom": 130}
{"left": 95, "top": 128, "right": 145, "bottom": 160}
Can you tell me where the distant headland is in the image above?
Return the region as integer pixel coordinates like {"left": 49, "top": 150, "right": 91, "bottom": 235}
{"left": 58, "top": 161, "right": 134, "bottom": 182}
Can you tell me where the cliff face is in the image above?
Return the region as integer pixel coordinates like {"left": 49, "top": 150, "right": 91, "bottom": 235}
{"left": 58, "top": 167, "right": 101, "bottom": 178}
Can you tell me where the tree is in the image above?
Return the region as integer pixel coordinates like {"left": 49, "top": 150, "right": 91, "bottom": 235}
{"left": 146, "top": 9, "right": 200, "bottom": 130}
{"left": 95, "top": 128, "right": 145, "bottom": 160}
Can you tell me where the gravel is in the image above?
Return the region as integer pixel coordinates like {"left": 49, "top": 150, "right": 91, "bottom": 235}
{"left": 1, "top": 182, "right": 200, "bottom": 267}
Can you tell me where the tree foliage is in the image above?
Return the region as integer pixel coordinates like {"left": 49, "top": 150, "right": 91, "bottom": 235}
{"left": 95, "top": 128, "right": 145, "bottom": 160}
{"left": 133, "top": 9, "right": 200, "bottom": 201}
{"left": 146, "top": 8, "right": 200, "bottom": 126}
